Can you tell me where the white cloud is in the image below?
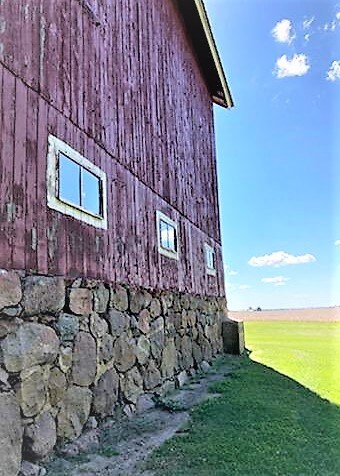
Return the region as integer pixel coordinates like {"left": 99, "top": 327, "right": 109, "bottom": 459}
{"left": 248, "top": 251, "right": 316, "bottom": 267}
{"left": 327, "top": 61, "right": 340, "bottom": 81}
{"left": 272, "top": 19, "right": 296, "bottom": 44}
{"left": 303, "top": 17, "right": 314, "bottom": 29}
{"left": 336, "top": 12, "right": 340, "bottom": 20}
{"left": 335, "top": 240, "right": 340, "bottom": 246}
{"left": 228, "top": 270, "right": 238, "bottom": 276}
{"left": 304, "top": 33, "right": 311, "bottom": 41}
{"left": 261, "top": 276, "right": 290, "bottom": 286}
{"left": 239, "top": 284, "right": 251, "bottom": 290}
{"left": 274, "top": 54, "right": 310, "bottom": 78}
{"left": 224, "top": 264, "right": 238, "bottom": 276}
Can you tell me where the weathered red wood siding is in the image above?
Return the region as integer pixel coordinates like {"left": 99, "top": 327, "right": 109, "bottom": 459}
{"left": 0, "top": 0, "right": 225, "bottom": 297}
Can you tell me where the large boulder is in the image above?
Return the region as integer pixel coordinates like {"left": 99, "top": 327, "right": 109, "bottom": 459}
{"left": 92, "top": 368, "right": 119, "bottom": 417}
{"left": 16, "top": 366, "right": 49, "bottom": 417}
{"left": 56, "top": 313, "right": 79, "bottom": 343}
{"left": 23, "top": 411, "right": 56, "bottom": 460}
{"left": 68, "top": 288, "right": 92, "bottom": 316}
{"left": 110, "top": 285, "right": 128, "bottom": 312}
{"left": 113, "top": 334, "right": 136, "bottom": 372}
{"left": 1, "top": 323, "right": 59, "bottom": 372}
{"left": 161, "top": 338, "right": 178, "bottom": 378}
{"left": 57, "top": 386, "right": 92, "bottom": 441}
{"left": 48, "top": 367, "right": 67, "bottom": 407}
{"left": 106, "top": 309, "right": 129, "bottom": 337}
{"left": 93, "top": 284, "right": 110, "bottom": 314}
{"left": 0, "top": 393, "right": 23, "bottom": 476}
{"left": 0, "top": 270, "right": 22, "bottom": 311}
{"left": 22, "top": 276, "right": 65, "bottom": 316}
{"left": 71, "top": 332, "right": 97, "bottom": 387}
{"left": 121, "top": 367, "right": 143, "bottom": 403}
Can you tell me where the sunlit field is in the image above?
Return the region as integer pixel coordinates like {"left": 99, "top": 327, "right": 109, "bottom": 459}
{"left": 245, "top": 321, "right": 340, "bottom": 404}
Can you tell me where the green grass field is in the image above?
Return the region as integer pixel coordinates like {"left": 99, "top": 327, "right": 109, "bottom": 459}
{"left": 245, "top": 321, "right": 340, "bottom": 405}
{"left": 147, "top": 321, "right": 340, "bottom": 475}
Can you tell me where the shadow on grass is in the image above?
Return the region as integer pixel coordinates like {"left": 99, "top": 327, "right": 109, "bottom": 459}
{"left": 146, "top": 354, "right": 340, "bottom": 476}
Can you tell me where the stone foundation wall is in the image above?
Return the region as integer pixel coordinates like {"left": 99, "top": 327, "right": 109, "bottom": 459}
{"left": 0, "top": 270, "right": 227, "bottom": 475}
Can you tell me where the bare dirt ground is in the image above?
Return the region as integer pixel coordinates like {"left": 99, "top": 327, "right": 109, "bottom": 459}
{"left": 45, "top": 360, "right": 233, "bottom": 476}
{"left": 229, "top": 306, "right": 340, "bottom": 322}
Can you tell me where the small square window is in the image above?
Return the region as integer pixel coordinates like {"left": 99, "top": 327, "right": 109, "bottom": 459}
{"left": 47, "top": 135, "right": 107, "bottom": 229}
{"left": 156, "top": 211, "right": 179, "bottom": 260}
{"left": 205, "top": 244, "right": 216, "bottom": 276}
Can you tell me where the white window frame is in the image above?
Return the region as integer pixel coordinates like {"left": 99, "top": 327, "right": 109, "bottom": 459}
{"left": 204, "top": 243, "right": 216, "bottom": 276}
{"left": 47, "top": 134, "right": 107, "bottom": 229}
{"left": 156, "top": 210, "right": 179, "bottom": 260}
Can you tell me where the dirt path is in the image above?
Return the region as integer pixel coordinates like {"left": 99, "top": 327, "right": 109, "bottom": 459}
{"left": 45, "top": 361, "right": 233, "bottom": 476}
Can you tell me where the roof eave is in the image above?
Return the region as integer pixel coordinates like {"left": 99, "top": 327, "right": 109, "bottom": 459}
{"left": 194, "top": 0, "right": 234, "bottom": 109}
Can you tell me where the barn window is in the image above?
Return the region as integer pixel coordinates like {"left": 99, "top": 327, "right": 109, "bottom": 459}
{"left": 47, "top": 135, "right": 107, "bottom": 229}
{"left": 156, "top": 211, "right": 179, "bottom": 260}
{"left": 205, "top": 243, "right": 216, "bottom": 276}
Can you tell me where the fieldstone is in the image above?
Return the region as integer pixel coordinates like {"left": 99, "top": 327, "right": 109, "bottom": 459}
{"left": 187, "top": 309, "right": 196, "bottom": 327}
{"left": 180, "top": 294, "right": 190, "bottom": 310}
{"left": 129, "top": 289, "right": 152, "bottom": 314}
{"left": 56, "top": 313, "right": 79, "bottom": 342}
{"left": 136, "top": 394, "right": 155, "bottom": 413}
{"left": 144, "top": 360, "right": 161, "bottom": 390}
{"left": 58, "top": 346, "right": 72, "bottom": 373}
{"left": 110, "top": 284, "right": 128, "bottom": 312}
{"left": 198, "top": 334, "right": 212, "bottom": 362}
{"left": 0, "top": 269, "right": 22, "bottom": 311}
{"left": 1, "top": 305, "right": 22, "bottom": 318}
{"left": 106, "top": 309, "right": 129, "bottom": 337}
{"left": 137, "top": 309, "right": 150, "bottom": 334}
{"left": 93, "top": 284, "right": 110, "bottom": 313}
{"left": 121, "top": 367, "right": 143, "bottom": 403}
{"left": 72, "top": 332, "right": 96, "bottom": 386}
{"left": 200, "top": 360, "right": 211, "bottom": 373}
{"left": 85, "top": 416, "right": 98, "bottom": 430}
{"left": 192, "top": 341, "right": 203, "bottom": 365}
{"left": 92, "top": 368, "right": 119, "bottom": 417}
{"left": 160, "top": 292, "right": 173, "bottom": 315}
{"left": 149, "top": 316, "right": 164, "bottom": 362}
{"left": 16, "top": 366, "right": 48, "bottom": 417}
{"left": 161, "top": 338, "right": 177, "bottom": 378}
{"left": 68, "top": 288, "right": 92, "bottom": 315}
{"left": 159, "top": 380, "right": 176, "bottom": 397}
{"left": 1, "top": 323, "right": 59, "bottom": 372}
{"left": 149, "top": 298, "right": 162, "bottom": 318}
{"left": 113, "top": 334, "right": 136, "bottom": 372}
{"left": 0, "top": 392, "right": 23, "bottom": 476}
{"left": 20, "top": 461, "right": 46, "bottom": 476}
{"left": 179, "top": 335, "right": 193, "bottom": 369}
{"left": 0, "top": 367, "right": 10, "bottom": 390}
{"left": 98, "top": 334, "right": 114, "bottom": 363}
{"left": 89, "top": 312, "right": 108, "bottom": 338}
{"left": 23, "top": 411, "right": 56, "bottom": 460}
{"left": 135, "top": 335, "right": 150, "bottom": 365}
{"left": 176, "top": 370, "right": 188, "bottom": 387}
{"left": 0, "top": 318, "right": 19, "bottom": 338}
{"left": 57, "top": 385, "right": 92, "bottom": 441}
{"left": 48, "top": 367, "right": 67, "bottom": 407}
{"left": 22, "top": 276, "right": 65, "bottom": 316}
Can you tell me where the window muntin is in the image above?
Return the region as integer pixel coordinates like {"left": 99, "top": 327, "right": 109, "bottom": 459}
{"left": 47, "top": 135, "right": 107, "bottom": 229}
{"left": 159, "top": 218, "right": 177, "bottom": 252}
{"left": 205, "top": 243, "right": 216, "bottom": 275}
{"left": 156, "top": 211, "right": 179, "bottom": 260}
{"left": 58, "top": 152, "right": 102, "bottom": 217}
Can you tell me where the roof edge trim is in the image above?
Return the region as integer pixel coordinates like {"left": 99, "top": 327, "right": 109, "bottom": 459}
{"left": 194, "top": 0, "right": 234, "bottom": 108}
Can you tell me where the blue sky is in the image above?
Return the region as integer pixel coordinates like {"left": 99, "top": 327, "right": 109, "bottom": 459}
{"left": 205, "top": 0, "right": 340, "bottom": 310}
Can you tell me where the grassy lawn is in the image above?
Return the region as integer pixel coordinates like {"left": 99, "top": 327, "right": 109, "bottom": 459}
{"left": 245, "top": 321, "right": 340, "bottom": 405}
{"left": 146, "top": 321, "right": 340, "bottom": 475}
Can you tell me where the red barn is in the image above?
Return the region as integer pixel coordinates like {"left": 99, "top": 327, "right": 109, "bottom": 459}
{"left": 0, "top": 1, "right": 234, "bottom": 473}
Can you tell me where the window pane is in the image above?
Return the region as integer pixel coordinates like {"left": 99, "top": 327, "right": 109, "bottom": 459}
{"left": 159, "top": 219, "right": 177, "bottom": 252}
{"left": 168, "top": 225, "right": 176, "bottom": 252}
{"left": 160, "top": 220, "right": 169, "bottom": 249}
{"left": 82, "top": 168, "right": 101, "bottom": 215}
{"left": 59, "top": 153, "right": 81, "bottom": 206}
